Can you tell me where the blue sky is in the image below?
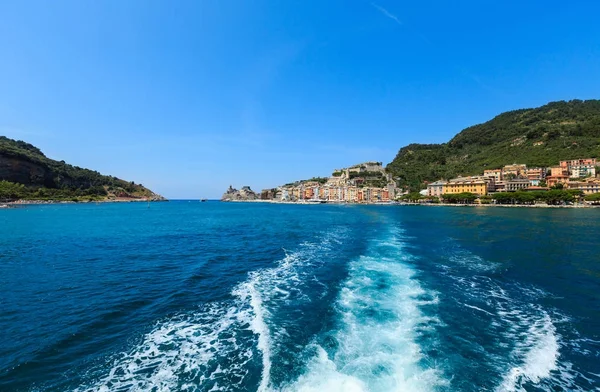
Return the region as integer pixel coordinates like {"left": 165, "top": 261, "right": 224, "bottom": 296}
{"left": 1, "top": 1, "right": 599, "bottom": 199}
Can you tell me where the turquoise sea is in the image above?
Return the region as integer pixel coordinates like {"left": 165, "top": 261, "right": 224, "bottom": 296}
{"left": 1, "top": 201, "right": 599, "bottom": 391}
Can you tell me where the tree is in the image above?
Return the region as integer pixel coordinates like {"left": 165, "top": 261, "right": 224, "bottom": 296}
{"left": 403, "top": 192, "right": 423, "bottom": 203}
{"left": 543, "top": 190, "right": 574, "bottom": 205}
{"left": 547, "top": 129, "right": 561, "bottom": 139}
{"left": 567, "top": 189, "right": 584, "bottom": 198}
{"left": 584, "top": 193, "right": 600, "bottom": 203}
{"left": 442, "top": 192, "right": 477, "bottom": 204}
{"left": 0, "top": 180, "right": 26, "bottom": 200}
{"left": 479, "top": 195, "right": 493, "bottom": 204}
{"left": 492, "top": 191, "right": 538, "bottom": 205}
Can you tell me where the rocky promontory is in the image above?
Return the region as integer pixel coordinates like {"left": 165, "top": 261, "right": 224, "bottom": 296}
{"left": 0, "top": 136, "right": 166, "bottom": 202}
{"left": 221, "top": 185, "right": 259, "bottom": 201}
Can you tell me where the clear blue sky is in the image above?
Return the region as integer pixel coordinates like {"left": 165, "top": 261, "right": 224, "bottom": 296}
{"left": 1, "top": 1, "right": 599, "bottom": 199}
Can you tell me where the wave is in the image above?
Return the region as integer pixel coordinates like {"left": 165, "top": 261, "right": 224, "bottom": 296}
{"left": 71, "top": 225, "right": 597, "bottom": 392}
{"left": 233, "top": 228, "right": 348, "bottom": 391}
{"left": 497, "top": 312, "right": 559, "bottom": 391}
{"left": 74, "top": 228, "right": 347, "bottom": 392}
{"left": 493, "top": 303, "right": 594, "bottom": 392}
{"left": 444, "top": 240, "right": 500, "bottom": 273}
{"left": 284, "top": 229, "right": 445, "bottom": 392}
{"left": 436, "top": 244, "right": 594, "bottom": 391}
{"left": 73, "top": 302, "right": 257, "bottom": 392}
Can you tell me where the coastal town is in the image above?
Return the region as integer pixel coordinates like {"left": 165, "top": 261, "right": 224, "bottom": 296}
{"left": 425, "top": 158, "right": 599, "bottom": 199}
{"left": 222, "top": 158, "right": 600, "bottom": 205}
{"left": 223, "top": 162, "right": 398, "bottom": 203}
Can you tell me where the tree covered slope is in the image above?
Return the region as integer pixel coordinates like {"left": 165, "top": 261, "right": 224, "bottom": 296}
{"left": 386, "top": 99, "right": 600, "bottom": 190}
{"left": 0, "top": 136, "right": 163, "bottom": 200}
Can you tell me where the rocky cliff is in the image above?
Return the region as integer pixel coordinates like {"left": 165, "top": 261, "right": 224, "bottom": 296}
{"left": 221, "top": 185, "right": 259, "bottom": 201}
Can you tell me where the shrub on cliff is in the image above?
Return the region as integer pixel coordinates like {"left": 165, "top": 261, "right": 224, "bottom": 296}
{"left": 0, "top": 180, "right": 27, "bottom": 200}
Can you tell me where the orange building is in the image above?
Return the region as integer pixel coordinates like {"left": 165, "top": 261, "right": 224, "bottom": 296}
{"left": 546, "top": 166, "right": 569, "bottom": 187}
{"left": 304, "top": 188, "right": 314, "bottom": 199}
{"left": 560, "top": 158, "right": 596, "bottom": 168}
{"left": 382, "top": 189, "right": 390, "bottom": 201}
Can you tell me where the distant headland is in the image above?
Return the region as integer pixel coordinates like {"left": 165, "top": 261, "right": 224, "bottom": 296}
{"left": 0, "top": 136, "right": 165, "bottom": 204}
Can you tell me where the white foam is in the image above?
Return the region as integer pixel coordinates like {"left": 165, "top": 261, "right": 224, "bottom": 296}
{"left": 284, "top": 345, "right": 367, "bottom": 392}
{"left": 76, "top": 228, "right": 347, "bottom": 392}
{"left": 233, "top": 276, "right": 273, "bottom": 392}
{"left": 462, "top": 302, "right": 495, "bottom": 316}
{"left": 74, "top": 303, "right": 255, "bottom": 392}
{"left": 231, "top": 228, "right": 347, "bottom": 391}
{"left": 488, "top": 286, "right": 593, "bottom": 392}
{"left": 285, "top": 230, "right": 445, "bottom": 392}
{"left": 448, "top": 245, "right": 500, "bottom": 273}
{"left": 497, "top": 312, "right": 559, "bottom": 391}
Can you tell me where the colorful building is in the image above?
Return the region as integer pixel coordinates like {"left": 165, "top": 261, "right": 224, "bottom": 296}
{"left": 559, "top": 158, "right": 597, "bottom": 179}
{"left": 523, "top": 167, "right": 546, "bottom": 180}
{"left": 505, "top": 178, "right": 531, "bottom": 192}
{"left": 484, "top": 169, "right": 503, "bottom": 182}
{"left": 546, "top": 166, "right": 570, "bottom": 187}
{"left": 443, "top": 177, "right": 491, "bottom": 196}
{"left": 502, "top": 164, "right": 527, "bottom": 177}
{"left": 560, "top": 158, "right": 597, "bottom": 168}
{"left": 567, "top": 178, "right": 600, "bottom": 194}
{"left": 427, "top": 180, "right": 446, "bottom": 198}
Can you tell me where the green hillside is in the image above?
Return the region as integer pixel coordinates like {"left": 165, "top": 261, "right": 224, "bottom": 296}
{"left": 0, "top": 136, "right": 163, "bottom": 201}
{"left": 387, "top": 99, "right": 600, "bottom": 190}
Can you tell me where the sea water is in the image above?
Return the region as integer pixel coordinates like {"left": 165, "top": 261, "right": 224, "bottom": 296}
{"left": 0, "top": 202, "right": 599, "bottom": 391}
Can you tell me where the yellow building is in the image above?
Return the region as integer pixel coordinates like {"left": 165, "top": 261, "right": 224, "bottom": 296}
{"left": 567, "top": 178, "right": 600, "bottom": 194}
{"left": 443, "top": 179, "right": 489, "bottom": 196}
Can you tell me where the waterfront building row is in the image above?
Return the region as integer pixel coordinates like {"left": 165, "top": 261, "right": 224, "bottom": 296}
{"left": 428, "top": 158, "right": 600, "bottom": 197}
{"left": 272, "top": 183, "right": 395, "bottom": 203}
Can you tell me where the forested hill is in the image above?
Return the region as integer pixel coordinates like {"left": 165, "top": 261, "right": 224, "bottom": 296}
{"left": 386, "top": 99, "right": 600, "bottom": 190}
{"left": 0, "top": 136, "right": 164, "bottom": 201}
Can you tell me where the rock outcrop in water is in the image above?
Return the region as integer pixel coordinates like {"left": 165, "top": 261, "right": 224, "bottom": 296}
{"left": 221, "top": 185, "right": 258, "bottom": 201}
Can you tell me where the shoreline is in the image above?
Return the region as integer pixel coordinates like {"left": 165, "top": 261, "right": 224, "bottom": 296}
{"left": 1, "top": 198, "right": 167, "bottom": 207}
{"left": 221, "top": 199, "right": 599, "bottom": 208}
{"left": 413, "top": 202, "right": 598, "bottom": 208}
{"left": 3, "top": 198, "right": 597, "bottom": 209}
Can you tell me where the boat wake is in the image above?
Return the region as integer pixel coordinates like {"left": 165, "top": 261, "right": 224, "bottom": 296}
{"left": 284, "top": 228, "right": 446, "bottom": 392}
{"left": 437, "top": 243, "right": 597, "bottom": 391}
{"left": 496, "top": 311, "right": 559, "bottom": 391}
{"left": 74, "top": 228, "right": 347, "bottom": 392}
{"left": 73, "top": 301, "right": 256, "bottom": 391}
{"left": 73, "top": 228, "right": 598, "bottom": 392}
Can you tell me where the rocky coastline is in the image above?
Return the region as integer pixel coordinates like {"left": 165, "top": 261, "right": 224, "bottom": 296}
{"left": 221, "top": 185, "right": 259, "bottom": 201}
{"left": 1, "top": 197, "right": 167, "bottom": 208}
